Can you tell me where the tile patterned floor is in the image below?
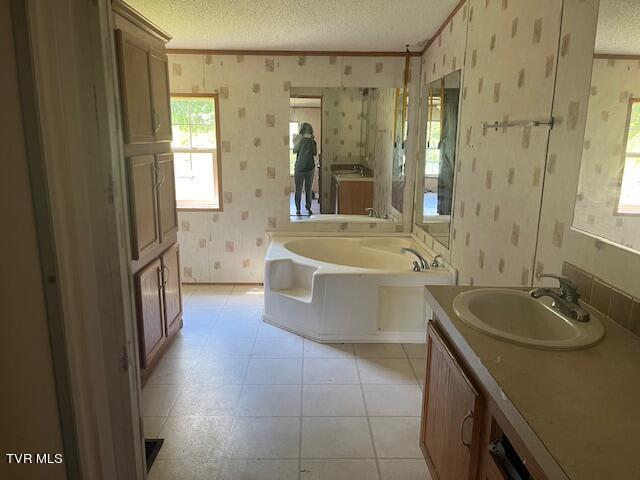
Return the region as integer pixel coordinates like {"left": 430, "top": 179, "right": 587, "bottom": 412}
{"left": 143, "top": 284, "right": 431, "bottom": 480}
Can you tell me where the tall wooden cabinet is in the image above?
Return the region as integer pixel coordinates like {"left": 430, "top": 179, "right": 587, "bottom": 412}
{"left": 113, "top": 0, "right": 182, "bottom": 383}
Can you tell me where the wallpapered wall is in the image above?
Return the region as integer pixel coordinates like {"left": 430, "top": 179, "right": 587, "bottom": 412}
{"left": 168, "top": 53, "right": 412, "bottom": 282}
{"left": 414, "top": 0, "right": 640, "bottom": 297}
{"left": 572, "top": 58, "right": 640, "bottom": 249}
{"left": 535, "top": 0, "right": 640, "bottom": 298}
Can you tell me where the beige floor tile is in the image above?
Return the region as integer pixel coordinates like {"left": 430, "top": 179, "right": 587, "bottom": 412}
{"left": 302, "top": 385, "right": 366, "bottom": 416}
{"left": 357, "top": 358, "right": 417, "bottom": 385}
{"left": 379, "top": 459, "right": 430, "bottom": 480}
{"left": 370, "top": 417, "right": 422, "bottom": 458}
{"left": 303, "top": 358, "right": 360, "bottom": 384}
{"left": 402, "top": 343, "right": 426, "bottom": 359}
{"left": 201, "top": 337, "right": 256, "bottom": 358}
{"left": 162, "top": 338, "right": 205, "bottom": 361}
{"left": 170, "top": 384, "right": 241, "bottom": 416}
{"left": 187, "top": 294, "right": 229, "bottom": 308}
{"left": 148, "top": 459, "right": 221, "bottom": 480}
{"left": 251, "top": 336, "right": 303, "bottom": 358}
{"left": 193, "top": 284, "right": 233, "bottom": 296}
{"left": 300, "top": 459, "right": 378, "bottom": 480}
{"left": 218, "top": 459, "right": 299, "bottom": 480}
{"left": 301, "top": 417, "right": 374, "bottom": 458}
{"left": 227, "top": 417, "right": 300, "bottom": 458}
{"left": 218, "top": 305, "right": 264, "bottom": 322}
{"left": 141, "top": 384, "right": 182, "bottom": 416}
{"left": 354, "top": 343, "right": 407, "bottom": 358}
{"left": 237, "top": 385, "right": 301, "bottom": 416}
{"left": 156, "top": 416, "right": 232, "bottom": 459}
{"left": 245, "top": 358, "right": 302, "bottom": 384}
{"left": 362, "top": 385, "right": 422, "bottom": 416}
{"left": 181, "top": 307, "right": 222, "bottom": 323}
{"left": 187, "top": 357, "right": 250, "bottom": 385}
{"left": 142, "top": 416, "right": 166, "bottom": 438}
{"left": 210, "top": 319, "right": 260, "bottom": 338}
{"left": 178, "top": 321, "right": 215, "bottom": 339}
{"left": 146, "top": 358, "right": 195, "bottom": 385}
{"left": 409, "top": 357, "right": 426, "bottom": 385}
{"left": 303, "top": 340, "right": 354, "bottom": 358}
{"left": 257, "top": 322, "right": 301, "bottom": 339}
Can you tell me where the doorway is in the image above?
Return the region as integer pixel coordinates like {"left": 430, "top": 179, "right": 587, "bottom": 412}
{"left": 289, "top": 96, "right": 322, "bottom": 216}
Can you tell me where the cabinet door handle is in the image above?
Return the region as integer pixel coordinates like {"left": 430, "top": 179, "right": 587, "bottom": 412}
{"left": 459, "top": 410, "right": 473, "bottom": 448}
{"left": 153, "top": 110, "right": 160, "bottom": 134}
{"left": 156, "top": 266, "right": 163, "bottom": 292}
{"left": 161, "top": 265, "right": 169, "bottom": 288}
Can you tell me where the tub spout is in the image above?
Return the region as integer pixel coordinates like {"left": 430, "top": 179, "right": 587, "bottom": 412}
{"left": 401, "top": 248, "right": 429, "bottom": 271}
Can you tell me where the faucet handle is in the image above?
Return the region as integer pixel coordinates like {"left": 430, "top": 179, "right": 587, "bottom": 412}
{"left": 431, "top": 254, "right": 444, "bottom": 268}
{"left": 536, "top": 274, "right": 579, "bottom": 301}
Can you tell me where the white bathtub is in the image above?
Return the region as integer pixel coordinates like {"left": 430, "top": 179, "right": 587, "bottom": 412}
{"left": 264, "top": 236, "right": 453, "bottom": 343}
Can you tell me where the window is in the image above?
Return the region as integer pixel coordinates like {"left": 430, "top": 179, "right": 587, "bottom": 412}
{"left": 617, "top": 99, "right": 640, "bottom": 215}
{"left": 171, "top": 95, "right": 222, "bottom": 210}
{"left": 289, "top": 121, "right": 299, "bottom": 175}
{"left": 425, "top": 94, "right": 441, "bottom": 176}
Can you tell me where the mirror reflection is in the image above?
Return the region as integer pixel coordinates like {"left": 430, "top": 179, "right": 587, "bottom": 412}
{"left": 414, "top": 70, "right": 461, "bottom": 248}
{"left": 572, "top": 2, "right": 640, "bottom": 252}
{"left": 289, "top": 87, "right": 401, "bottom": 222}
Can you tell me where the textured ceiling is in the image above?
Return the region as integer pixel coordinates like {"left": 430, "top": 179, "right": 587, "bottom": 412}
{"left": 595, "top": 0, "right": 640, "bottom": 55}
{"left": 127, "top": 0, "right": 459, "bottom": 51}
{"left": 290, "top": 97, "right": 322, "bottom": 108}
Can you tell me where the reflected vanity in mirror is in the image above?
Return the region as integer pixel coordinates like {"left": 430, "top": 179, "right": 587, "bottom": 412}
{"left": 289, "top": 87, "right": 403, "bottom": 223}
{"left": 414, "top": 70, "right": 462, "bottom": 248}
{"left": 572, "top": 2, "right": 640, "bottom": 253}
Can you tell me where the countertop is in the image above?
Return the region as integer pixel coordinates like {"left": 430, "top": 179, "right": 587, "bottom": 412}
{"left": 425, "top": 285, "right": 640, "bottom": 480}
{"left": 330, "top": 172, "right": 374, "bottom": 183}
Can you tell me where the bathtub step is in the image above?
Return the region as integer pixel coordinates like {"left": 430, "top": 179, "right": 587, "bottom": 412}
{"left": 271, "top": 287, "right": 312, "bottom": 303}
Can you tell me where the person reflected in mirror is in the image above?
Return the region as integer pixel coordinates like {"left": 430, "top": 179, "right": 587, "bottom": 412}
{"left": 293, "top": 122, "right": 317, "bottom": 215}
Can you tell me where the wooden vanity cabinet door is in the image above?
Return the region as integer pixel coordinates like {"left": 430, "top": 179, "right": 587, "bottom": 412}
{"left": 135, "top": 258, "right": 165, "bottom": 368}
{"left": 127, "top": 154, "right": 160, "bottom": 259}
{"left": 421, "top": 322, "right": 483, "bottom": 480}
{"left": 156, "top": 153, "right": 178, "bottom": 241}
{"left": 161, "top": 244, "right": 182, "bottom": 336}
{"left": 148, "top": 50, "right": 172, "bottom": 142}
{"left": 115, "top": 30, "right": 154, "bottom": 144}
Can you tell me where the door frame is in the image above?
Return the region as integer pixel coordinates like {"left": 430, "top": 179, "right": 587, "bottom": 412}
{"left": 18, "top": 0, "right": 146, "bottom": 478}
{"left": 289, "top": 94, "right": 323, "bottom": 214}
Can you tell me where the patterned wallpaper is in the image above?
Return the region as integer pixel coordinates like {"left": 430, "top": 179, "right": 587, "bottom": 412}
{"left": 168, "top": 53, "right": 411, "bottom": 282}
{"left": 535, "top": 0, "right": 640, "bottom": 298}
{"left": 449, "top": 0, "right": 562, "bottom": 286}
{"left": 573, "top": 58, "right": 640, "bottom": 250}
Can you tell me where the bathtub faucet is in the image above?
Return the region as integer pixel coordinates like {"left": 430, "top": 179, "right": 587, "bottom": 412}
{"left": 401, "top": 248, "right": 430, "bottom": 271}
{"left": 365, "top": 208, "right": 380, "bottom": 218}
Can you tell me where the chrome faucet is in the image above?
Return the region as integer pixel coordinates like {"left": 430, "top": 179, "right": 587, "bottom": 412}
{"left": 530, "top": 274, "right": 590, "bottom": 322}
{"left": 401, "top": 248, "right": 430, "bottom": 272}
{"left": 366, "top": 208, "right": 380, "bottom": 218}
{"left": 431, "top": 254, "right": 444, "bottom": 268}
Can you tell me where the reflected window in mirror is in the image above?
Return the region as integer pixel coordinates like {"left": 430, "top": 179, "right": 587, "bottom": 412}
{"left": 414, "top": 70, "right": 461, "bottom": 248}
{"left": 617, "top": 99, "right": 640, "bottom": 215}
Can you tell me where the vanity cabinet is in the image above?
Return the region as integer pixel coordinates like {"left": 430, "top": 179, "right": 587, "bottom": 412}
{"left": 330, "top": 178, "right": 374, "bottom": 215}
{"left": 421, "top": 322, "right": 483, "bottom": 480}
{"left": 421, "top": 319, "right": 548, "bottom": 480}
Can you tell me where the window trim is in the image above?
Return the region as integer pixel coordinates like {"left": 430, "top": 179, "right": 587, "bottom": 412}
{"left": 615, "top": 97, "right": 640, "bottom": 217}
{"left": 171, "top": 92, "right": 224, "bottom": 212}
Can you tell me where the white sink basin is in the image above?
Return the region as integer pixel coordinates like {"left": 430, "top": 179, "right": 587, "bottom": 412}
{"left": 453, "top": 289, "right": 604, "bottom": 350}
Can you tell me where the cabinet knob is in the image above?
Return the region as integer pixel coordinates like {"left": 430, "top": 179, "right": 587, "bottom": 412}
{"left": 459, "top": 410, "right": 473, "bottom": 448}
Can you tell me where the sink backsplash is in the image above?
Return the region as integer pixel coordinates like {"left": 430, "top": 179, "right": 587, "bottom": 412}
{"left": 562, "top": 262, "right": 640, "bottom": 336}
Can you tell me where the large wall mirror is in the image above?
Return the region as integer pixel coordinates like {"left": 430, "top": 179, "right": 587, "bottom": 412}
{"left": 572, "top": 1, "right": 640, "bottom": 253}
{"left": 414, "top": 70, "right": 461, "bottom": 248}
{"left": 288, "top": 87, "right": 402, "bottom": 223}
